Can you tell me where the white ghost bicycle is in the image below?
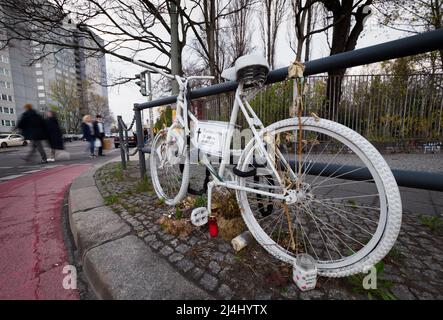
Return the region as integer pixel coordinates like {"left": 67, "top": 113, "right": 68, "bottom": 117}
{"left": 147, "top": 55, "right": 402, "bottom": 278}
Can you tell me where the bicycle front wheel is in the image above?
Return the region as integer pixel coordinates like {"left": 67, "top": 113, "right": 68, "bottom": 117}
{"left": 236, "top": 117, "right": 402, "bottom": 277}
{"left": 150, "top": 129, "right": 189, "bottom": 206}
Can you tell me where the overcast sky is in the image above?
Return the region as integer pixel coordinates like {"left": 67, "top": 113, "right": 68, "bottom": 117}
{"left": 105, "top": 9, "right": 407, "bottom": 125}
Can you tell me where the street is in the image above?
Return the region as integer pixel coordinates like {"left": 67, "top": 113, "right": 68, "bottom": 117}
{"left": 0, "top": 141, "right": 119, "bottom": 299}
{"left": 0, "top": 140, "right": 119, "bottom": 181}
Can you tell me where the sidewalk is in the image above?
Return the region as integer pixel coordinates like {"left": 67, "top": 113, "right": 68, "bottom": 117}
{"left": 0, "top": 164, "right": 90, "bottom": 299}
{"left": 68, "top": 157, "right": 211, "bottom": 300}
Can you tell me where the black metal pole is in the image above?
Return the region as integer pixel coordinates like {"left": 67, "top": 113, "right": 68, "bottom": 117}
{"left": 134, "top": 105, "right": 147, "bottom": 178}
{"left": 117, "top": 115, "right": 126, "bottom": 170}
{"left": 290, "top": 161, "right": 443, "bottom": 192}
{"left": 135, "top": 28, "right": 443, "bottom": 111}
{"left": 124, "top": 129, "right": 129, "bottom": 161}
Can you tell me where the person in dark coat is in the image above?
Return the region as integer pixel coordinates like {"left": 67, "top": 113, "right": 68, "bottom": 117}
{"left": 93, "top": 114, "right": 106, "bottom": 156}
{"left": 17, "top": 103, "right": 48, "bottom": 163}
{"left": 82, "top": 114, "right": 96, "bottom": 158}
{"left": 45, "top": 110, "right": 64, "bottom": 162}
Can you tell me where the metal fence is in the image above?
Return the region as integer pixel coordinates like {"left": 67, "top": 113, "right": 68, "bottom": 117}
{"left": 191, "top": 73, "right": 443, "bottom": 145}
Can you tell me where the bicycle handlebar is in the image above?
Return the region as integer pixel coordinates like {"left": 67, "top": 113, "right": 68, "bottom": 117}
{"left": 133, "top": 59, "right": 214, "bottom": 83}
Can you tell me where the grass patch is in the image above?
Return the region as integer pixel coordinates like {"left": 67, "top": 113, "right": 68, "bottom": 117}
{"left": 156, "top": 197, "right": 166, "bottom": 206}
{"left": 419, "top": 215, "right": 443, "bottom": 232}
{"left": 110, "top": 162, "right": 124, "bottom": 181}
{"left": 135, "top": 177, "right": 153, "bottom": 193}
{"left": 195, "top": 195, "right": 207, "bottom": 208}
{"left": 175, "top": 207, "right": 183, "bottom": 219}
{"left": 104, "top": 195, "right": 119, "bottom": 205}
{"left": 346, "top": 261, "right": 396, "bottom": 300}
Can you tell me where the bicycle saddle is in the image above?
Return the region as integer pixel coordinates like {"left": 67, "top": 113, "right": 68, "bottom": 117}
{"left": 221, "top": 55, "right": 269, "bottom": 85}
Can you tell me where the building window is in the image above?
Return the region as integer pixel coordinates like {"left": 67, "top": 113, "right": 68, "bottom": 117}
{"left": 36, "top": 70, "right": 43, "bottom": 75}
{"left": 37, "top": 85, "right": 45, "bottom": 90}
{"left": 35, "top": 62, "right": 42, "bottom": 68}
{"left": 0, "top": 55, "right": 8, "bottom": 63}
{"left": 38, "top": 92, "right": 45, "bottom": 98}
{"left": 1, "top": 94, "right": 7, "bottom": 100}
{"left": 1, "top": 68, "right": 9, "bottom": 76}
{"left": 8, "top": 95, "right": 12, "bottom": 102}
{"left": 9, "top": 108, "right": 14, "bottom": 114}
{"left": 11, "top": 120, "right": 15, "bottom": 126}
{"left": 3, "top": 106, "right": 9, "bottom": 113}
{"left": 36, "top": 78, "right": 44, "bottom": 83}
{"left": 3, "top": 120, "right": 10, "bottom": 126}
{"left": 0, "top": 107, "right": 3, "bottom": 113}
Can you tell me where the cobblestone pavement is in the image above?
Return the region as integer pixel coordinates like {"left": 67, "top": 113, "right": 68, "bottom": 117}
{"left": 95, "top": 161, "right": 443, "bottom": 300}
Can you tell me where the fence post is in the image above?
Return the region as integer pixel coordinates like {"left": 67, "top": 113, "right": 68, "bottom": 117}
{"left": 134, "top": 105, "right": 147, "bottom": 178}
{"left": 117, "top": 115, "right": 127, "bottom": 170}
{"left": 124, "top": 129, "right": 130, "bottom": 161}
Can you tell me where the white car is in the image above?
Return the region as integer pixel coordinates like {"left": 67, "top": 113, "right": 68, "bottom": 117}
{"left": 0, "top": 134, "right": 29, "bottom": 148}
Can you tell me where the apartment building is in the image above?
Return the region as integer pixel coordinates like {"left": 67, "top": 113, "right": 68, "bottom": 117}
{"left": 0, "top": 16, "right": 109, "bottom": 133}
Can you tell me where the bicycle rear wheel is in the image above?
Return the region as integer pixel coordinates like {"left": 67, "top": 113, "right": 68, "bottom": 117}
{"left": 236, "top": 117, "right": 402, "bottom": 277}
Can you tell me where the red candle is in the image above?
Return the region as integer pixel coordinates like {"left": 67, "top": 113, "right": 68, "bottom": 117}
{"left": 208, "top": 216, "right": 218, "bottom": 237}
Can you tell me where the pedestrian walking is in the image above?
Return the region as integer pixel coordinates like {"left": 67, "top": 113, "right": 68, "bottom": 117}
{"left": 45, "top": 110, "right": 64, "bottom": 162}
{"left": 17, "top": 103, "right": 48, "bottom": 163}
{"left": 94, "top": 114, "right": 106, "bottom": 156}
{"left": 82, "top": 115, "right": 96, "bottom": 158}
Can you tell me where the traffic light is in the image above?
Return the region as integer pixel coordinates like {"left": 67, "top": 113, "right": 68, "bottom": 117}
{"left": 135, "top": 72, "right": 147, "bottom": 96}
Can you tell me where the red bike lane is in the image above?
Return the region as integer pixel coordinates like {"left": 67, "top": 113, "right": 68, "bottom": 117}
{"left": 0, "top": 164, "right": 90, "bottom": 299}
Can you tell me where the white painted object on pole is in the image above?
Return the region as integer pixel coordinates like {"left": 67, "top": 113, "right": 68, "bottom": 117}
{"left": 231, "top": 231, "right": 252, "bottom": 252}
{"left": 293, "top": 253, "right": 317, "bottom": 291}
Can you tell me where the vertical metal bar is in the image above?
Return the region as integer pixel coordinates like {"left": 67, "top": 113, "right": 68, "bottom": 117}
{"left": 124, "top": 129, "right": 129, "bottom": 161}
{"left": 117, "top": 115, "right": 127, "bottom": 170}
{"left": 134, "top": 106, "right": 147, "bottom": 178}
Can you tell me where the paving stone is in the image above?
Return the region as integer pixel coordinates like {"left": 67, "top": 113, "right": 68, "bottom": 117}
{"left": 200, "top": 273, "right": 219, "bottom": 292}
{"left": 391, "top": 284, "right": 416, "bottom": 300}
{"left": 225, "top": 253, "right": 236, "bottom": 264}
{"left": 299, "top": 290, "right": 325, "bottom": 300}
{"left": 160, "top": 246, "right": 174, "bottom": 257}
{"left": 225, "top": 252, "right": 237, "bottom": 264}
{"left": 169, "top": 252, "right": 184, "bottom": 263}
{"left": 217, "top": 284, "right": 234, "bottom": 300}
{"left": 218, "top": 267, "right": 232, "bottom": 281}
{"left": 144, "top": 234, "right": 156, "bottom": 244}
{"left": 189, "top": 236, "right": 199, "bottom": 246}
{"left": 176, "top": 258, "right": 195, "bottom": 273}
{"left": 327, "top": 289, "right": 353, "bottom": 300}
{"left": 192, "top": 267, "right": 205, "bottom": 280}
{"left": 255, "top": 292, "right": 272, "bottom": 300}
{"left": 218, "top": 243, "right": 232, "bottom": 253}
{"left": 212, "top": 252, "right": 225, "bottom": 262}
{"left": 170, "top": 238, "right": 179, "bottom": 247}
{"left": 208, "top": 261, "right": 221, "bottom": 274}
{"left": 137, "top": 230, "right": 149, "bottom": 238}
{"left": 176, "top": 244, "right": 191, "bottom": 254}
{"left": 151, "top": 240, "right": 163, "bottom": 250}
{"left": 159, "top": 233, "right": 175, "bottom": 241}
{"left": 410, "top": 288, "right": 436, "bottom": 300}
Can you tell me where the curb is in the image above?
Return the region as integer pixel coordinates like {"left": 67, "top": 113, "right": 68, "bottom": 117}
{"left": 67, "top": 157, "right": 212, "bottom": 300}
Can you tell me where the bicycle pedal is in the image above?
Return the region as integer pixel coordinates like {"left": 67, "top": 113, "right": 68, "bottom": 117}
{"left": 191, "top": 207, "right": 209, "bottom": 227}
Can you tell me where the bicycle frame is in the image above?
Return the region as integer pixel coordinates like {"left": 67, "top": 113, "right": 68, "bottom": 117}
{"left": 171, "top": 77, "right": 292, "bottom": 203}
